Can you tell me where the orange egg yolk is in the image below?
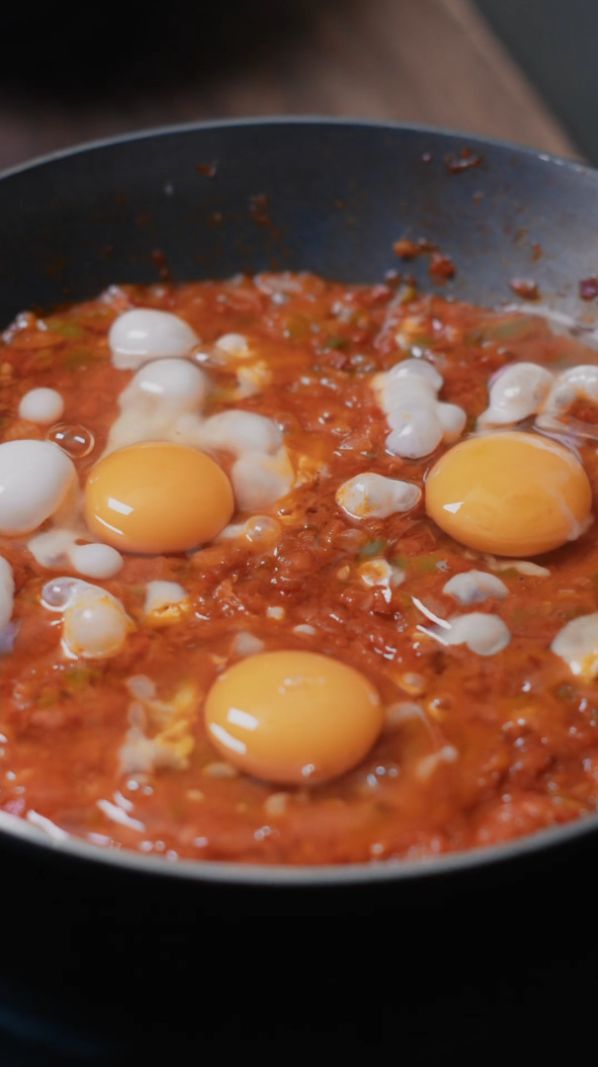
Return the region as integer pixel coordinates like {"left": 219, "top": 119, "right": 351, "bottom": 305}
{"left": 204, "top": 650, "right": 383, "bottom": 786}
{"left": 425, "top": 430, "right": 592, "bottom": 557}
{"left": 85, "top": 441, "right": 234, "bottom": 554}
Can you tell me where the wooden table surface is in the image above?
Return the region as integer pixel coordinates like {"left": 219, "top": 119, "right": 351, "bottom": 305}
{"left": 0, "top": 0, "right": 575, "bottom": 170}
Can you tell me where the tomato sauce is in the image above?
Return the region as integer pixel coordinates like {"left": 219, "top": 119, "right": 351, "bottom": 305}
{"left": 1, "top": 272, "right": 598, "bottom": 865}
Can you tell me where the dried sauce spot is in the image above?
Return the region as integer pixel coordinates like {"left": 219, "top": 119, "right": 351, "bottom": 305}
{"left": 249, "top": 194, "right": 270, "bottom": 225}
{"left": 509, "top": 277, "right": 540, "bottom": 301}
{"left": 196, "top": 162, "right": 218, "bottom": 178}
{"left": 151, "top": 249, "right": 170, "bottom": 282}
{"left": 579, "top": 276, "right": 598, "bottom": 301}
{"left": 444, "top": 148, "right": 483, "bottom": 174}
{"left": 429, "top": 251, "right": 456, "bottom": 282}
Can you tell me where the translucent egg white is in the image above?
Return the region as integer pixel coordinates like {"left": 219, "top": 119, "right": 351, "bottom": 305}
{"left": 126, "top": 358, "right": 207, "bottom": 409}
{"left": 444, "top": 613, "right": 510, "bottom": 656}
{"left": 479, "top": 362, "right": 554, "bottom": 426}
{"left": 0, "top": 440, "right": 76, "bottom": 535}
{"left": 63, "top": 591, "right": 131, "bottom": 659}
{"left": 443, "top": 571, "right": 508, "bottom": 606}
{"left": 0, "top": 557, "right": 15, "bottom": 629}
{"left": 551, "top": 612, "right": 598, "bottom": 680}
{"left": 19, "top": 387, "right": 65, "bottom": 425}
{"left": 231, "top": 450, "right": 293, "bottom": 511}
{"left": 144, "top": 580, "right": 188, "bottom": 616}
{"left": 373, "top": 358, "right": 465, "bottom": 459}
{"left": 384, "top": 358, "right": 443, "bottom": 390}
{"left": 69, "top": 543, "right": 124, "bottom": 579}
{"left": 213, "top": 333, "right": 251, "bottom": 360}
{"left": 542, "top": 364, "right": 598, "bottom": 417}
{"left": 198, "top": 410, "right": 282, "bottom": 457}
{"left": 109, "top": 309, "right": 199, "bottom": 370}
{"left": 336, "top": 472, "right": 421, "bottom": 519}
{"left": 385, "top": 408, "right": 443, "bottom": 459}
{"left": 41, "top": 578, "right": 132, "bottom": 659}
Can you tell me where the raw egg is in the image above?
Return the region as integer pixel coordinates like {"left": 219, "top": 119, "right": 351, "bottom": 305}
{"left": 84, "top": 442, "right": 234, "bottom": 554}
{"left": 425, "top": 430, "right": 592, "bottom": 556}
{"left": 204, "top": 650, "right": 383, "bottom": 786}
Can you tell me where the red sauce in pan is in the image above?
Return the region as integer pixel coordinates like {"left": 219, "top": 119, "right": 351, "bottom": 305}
{"left": 1, "top": 273, "right": 598, "bottom": 865}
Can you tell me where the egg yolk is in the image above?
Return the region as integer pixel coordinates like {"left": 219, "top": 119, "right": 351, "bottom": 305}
{"left": 204, "top": 650, "right": 383, "bottom": 786}
{"left": 425, "top": 430, "right": 592, "bottom": 557}
{"left": 85, "top": 442, "right": 234, "bottom": 554}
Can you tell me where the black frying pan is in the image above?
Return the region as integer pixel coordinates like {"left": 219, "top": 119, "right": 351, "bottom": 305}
{"left": 2, "top": 120, "right": 598, "bottom": 1055}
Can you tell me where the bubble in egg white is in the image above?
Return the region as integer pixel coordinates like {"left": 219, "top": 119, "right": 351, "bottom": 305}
{"left": 385, "top": 358, "right": 443, "bottom": 390}
{"left": 236, "top": 361, "right": 271, "bottom": 398}
{"left": 28, "top": 528, "right": 77, "bottom": 570}
{"left": 551, "top": 611, "right": 598, "bottom": 680}
{"left": 560, "top": 364, "right": 598, "bottom": 400}
{"left": 358, "top": 559, "right": 404, "bottom": 589}
{"left": 231, "top": 451, "right": 293, "bottom": 511}
{"left": 69, "top": 543, "right": 124, "bottom": 579}
{"left": 28, "top": 527, "right": 123, "bottom": 579}
{"left": 377, "top": 377, "right": 436, "bottom": 414}
{"left": 19, "top": 388, "right": 65, "bottom": 425}
{"left": 213, "top": 333, "right": 251, "bottom": 360}
{"left": 0, "top": 557, "right": 15, "bottom": 630}
{"left": 198, "top": 410, "right": 282, "bottom": 457}
{"left": 213, "top": 519, "right": 246, "bottom": 541}
{"left": 244, "top": 515, "right": 282, "bottom": 545}
{"left": 41, "top": 576, "right": 81, "bottom": 611}
{"left": 231, "top": 631, "right": 265, "bottom": 657}
{"left": 443, "top": 571, "right": 508, "bottom": 605}
{"left": 41, "top": 577, "right": 132, "bottom": 659}
{"left": 479, "top": 362, "right": 554, "bottom": 426}
{"left": 103, "top": 334, "right": 295, "bottom": 516}
{"left": 373, "top": 358, "right": 465, "bottom": 460}
{"left": 63, "top": 592, "right": 131, "bottom": 660}
{"left": 436, "top": 402, "right": 467, "bottom": 439}
{"left": 125, "top": 674, "right": 157, "bottom": 701}
{"left": 415, "top": 745, "right": 459, "bottom": 782}
{"left": 0, "top": 623, "right": 16, "bottom": 655}
{"left": 144, "top": 580, "right": 188, "bottom": 616}
{"left": 444, "top": 612, "right": 510, "bottom": 656}
{"left": 109, "top": 309, "right": 199, "bottom": 370}
{"left": 217, "top": 514, "right": 282, "bottom": 546}
{"left": 0, "top": 440, "right": 77, "bottom": 535}
{"left": 126, "top": 358, "right": 207, "bottom": 410}
{"left": 106, "top": 361, "right": 209, "bottom": 454}
{"left": 386, "top": 408, "right": 443, "bottom": 459}
{"left": 336, "top": 472, "right": 421, "bottom": 519}
{"left": 487, "top": 558, "right": 550, "bottom": 577}
{"left": 542, "top": 364, "right": 598, "bottom": 417}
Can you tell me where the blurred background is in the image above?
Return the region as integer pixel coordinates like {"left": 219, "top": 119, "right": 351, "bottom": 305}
{"left": 1, "top": 0, "right": 595, "bottom": 169}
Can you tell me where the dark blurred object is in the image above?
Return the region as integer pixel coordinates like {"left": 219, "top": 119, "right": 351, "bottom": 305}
{"left": 0, "top": 1, "right": 574, "bottom": 171}
{"left": 476, "top": 0, "right": 597, "bottom": 164}
{"left": 3, "top": 1, "right": 325, "bottom": 100}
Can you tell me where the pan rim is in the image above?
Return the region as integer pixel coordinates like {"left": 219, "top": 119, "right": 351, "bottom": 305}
{"left": 0, "top": 114, "right": 594, "bottom": 185}
{"left": 2, "top": 804, "right": 598, "bottom": 886}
